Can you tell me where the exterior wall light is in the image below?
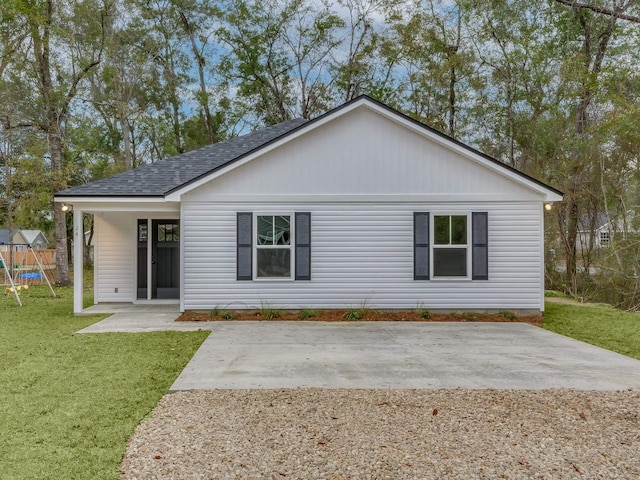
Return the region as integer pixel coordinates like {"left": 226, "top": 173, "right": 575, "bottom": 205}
{"left": 61, "top": 203, "right": 71, "bottom": 212}
{"left": 544, "top": 203, "right": 552, "bottom": 211}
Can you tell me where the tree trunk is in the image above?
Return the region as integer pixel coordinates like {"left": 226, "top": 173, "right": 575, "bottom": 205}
{"left": 50, "top": 130, "right": 71, "bottom": 285}
{"left": 83, "top": 214, "right": 93, "bottom": 267}
{"left": 179, "top": 11, "right": 217, "bottom": 144}
{"left": 120, "top": 114, "right": 133, "bottom": 169}
{"left": 561, "top": 7, "right": 618, "bottom": 293}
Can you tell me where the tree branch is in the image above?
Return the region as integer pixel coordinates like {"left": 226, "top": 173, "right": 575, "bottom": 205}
{"left": 60, "top": 8, "right": 108, "bottom": 119}
{"left": 554, "top": 0, "right": 640, "bottom": 23}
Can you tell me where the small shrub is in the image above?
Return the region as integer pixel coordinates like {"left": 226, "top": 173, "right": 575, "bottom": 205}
{"left": 498, "top": 310, "right": 517, "bottom": 321}
{"left": 463, "top": 311, "right": 478, "bottom": 321}
{"left": 259, "top": 302, "right": 282, "bottom": 320}
{"left": 298, "top": 309, "right": 317, "bottom": 320}
{"left": 544, "top": 290, "right": 565, "bottom": 298}
{"left": 343, "top": 300, "right": 372, "bottom": 321}
{"left": 210, "top": 307, "right": 234, "bottom": 320}
{"left": 415, "top": 304, "right": 431, "bottom": 319}
{"left": 343, "top": 309, "right": 364, "bottom": 320}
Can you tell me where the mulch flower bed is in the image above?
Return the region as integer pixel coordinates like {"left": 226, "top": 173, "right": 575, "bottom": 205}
{"left": 176, "top": 309, "right": 543, "bottom": 326}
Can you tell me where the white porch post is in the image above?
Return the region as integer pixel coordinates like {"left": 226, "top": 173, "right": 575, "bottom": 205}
{"left": 73, "top": 209, "right": 83, "bottom": 314}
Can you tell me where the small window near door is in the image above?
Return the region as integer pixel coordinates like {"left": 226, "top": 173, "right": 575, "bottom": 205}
{"left": 138, "top": 223, "right": 148, "bottom": 242}
{"left": 600, "top": 230, "right": 610, "bottom": 245}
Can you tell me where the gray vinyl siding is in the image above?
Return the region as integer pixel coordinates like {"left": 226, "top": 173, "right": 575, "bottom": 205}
{"left": 182, "top": 201, "right": 542, "bottom": 311}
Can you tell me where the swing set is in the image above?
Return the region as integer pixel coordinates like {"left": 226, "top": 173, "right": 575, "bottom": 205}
{"left": 0, "top": 243, "right": 56, "bottom": 306}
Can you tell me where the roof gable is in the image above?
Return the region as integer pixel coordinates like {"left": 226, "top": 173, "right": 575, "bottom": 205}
{"left": 172, "top": 96, "right": 562, "bottom": 202}
{"left": 56, "top": 95, "right": 562, "bottom": 202}
{"left": 183, "top": 105, "right": 554, "bottom": 201}
{"left": 21, "top": 230, "right": 48, "bottom": 245}
{"left": 0, "top": 229, "right": 32, "bottom": 245}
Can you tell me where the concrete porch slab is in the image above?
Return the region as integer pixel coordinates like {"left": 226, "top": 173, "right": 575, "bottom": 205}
{"left": 80, "top": 303, "right": 180, "bottom": 315}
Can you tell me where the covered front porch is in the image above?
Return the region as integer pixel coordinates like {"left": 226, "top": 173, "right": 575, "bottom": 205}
{"left": 66, "top": 200, "right": 181, "bottom": 314}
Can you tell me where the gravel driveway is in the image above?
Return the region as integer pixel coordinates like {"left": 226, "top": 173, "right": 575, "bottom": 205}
{"left": 117, "top": 321, "right": 640, "bottom": 478}
{"left": 121, "top": 389, "right": 640, "bottom": 479}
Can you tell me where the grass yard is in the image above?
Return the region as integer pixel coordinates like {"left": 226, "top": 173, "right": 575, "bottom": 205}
{"left": 0, "top": 285, "right": 209, "bottom": 480}
{"left": 1, "top": 285, "right": 638, "bottom": 479}
{"left": 543, "top": 301, "right": 640, "bottom": 360}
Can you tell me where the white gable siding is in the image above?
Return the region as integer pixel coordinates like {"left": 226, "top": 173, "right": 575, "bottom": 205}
{"left": 184, "top": 108, "right": 542, "bottom": 202}
{"left": 182, "top": 201, "right": 543, "bottom": 311}
{"left": 94, "top": 212, "right": 136, "bottom": 302}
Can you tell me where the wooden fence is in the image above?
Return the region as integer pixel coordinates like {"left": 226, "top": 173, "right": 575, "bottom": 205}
{"left": 0, "top": 248, "right": 56, "bottom": 268}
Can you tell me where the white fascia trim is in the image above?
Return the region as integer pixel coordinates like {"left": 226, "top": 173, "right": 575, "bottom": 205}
{"left": 56, "top": 200, "right": 180, "bottom": 213}
{"left": 55, "top": 196, "right": 166, "bottom": 203}
{"left": 182, "top": 194, "right": 542, "bottom": 203}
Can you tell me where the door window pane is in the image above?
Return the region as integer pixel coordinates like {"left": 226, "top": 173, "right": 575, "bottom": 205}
{"left": 157, "top": 223, "right": 179, "bottom": 242}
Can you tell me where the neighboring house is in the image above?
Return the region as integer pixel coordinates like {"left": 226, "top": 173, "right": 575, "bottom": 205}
{"left": 577, "top": 211, "right": 636, "bottom": 251}
{"left": 0, "top": 229, "right": 48, "bottom": 251}
{"left": 0, "top": 229, "right": 27, "bottom": 251}
{"left": 20, "top": 230, "right": 49, "bottom": 249}
{"left": 55, "top": 96, "right": 562, "bottom": 315}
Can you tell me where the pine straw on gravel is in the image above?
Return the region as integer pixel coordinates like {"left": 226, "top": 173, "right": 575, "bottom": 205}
{"left": 121, "top": 389, "right": 639, "bottom": 480}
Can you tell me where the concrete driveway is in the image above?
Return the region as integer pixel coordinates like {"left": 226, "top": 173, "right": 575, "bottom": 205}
{"left": 170, "top": 321, "right": 640, "bottom": 391}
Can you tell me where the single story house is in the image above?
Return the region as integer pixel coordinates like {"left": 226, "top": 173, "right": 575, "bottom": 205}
{"left": 19, "top": 230, "right": 49, "bottom": 249}
{"left": 577, "top": 211, "right": 636, "bottom": 250}
{"left": 55, "top": 96, "right": 562, "bottom": 315}
{"left": 0, "top": 228, "right": 48, "bottom": 251}
{"left": 0, "top": 229, "right": 21, "bottom": 251}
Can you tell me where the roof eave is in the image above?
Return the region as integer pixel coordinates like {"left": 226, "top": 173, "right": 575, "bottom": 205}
{"left": 55, "top": 194, "right": 167, "bottom": 202}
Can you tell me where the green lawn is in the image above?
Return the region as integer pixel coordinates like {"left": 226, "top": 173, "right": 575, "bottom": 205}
{"left": 1, "top": 287, "right": 638, "bottom": 479}
{"left": 543, "top": 301, "right": 640, "bottom": 360}
{"left": 0, "top": 286, "right": 208, "bottom": 480}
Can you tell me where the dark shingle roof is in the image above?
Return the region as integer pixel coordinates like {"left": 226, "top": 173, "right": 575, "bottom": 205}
{"left": 56, "top": 118, "right": 307, "bottom": 197}
{"left": 0, "top": 229, "right": 17, "bottom": 244}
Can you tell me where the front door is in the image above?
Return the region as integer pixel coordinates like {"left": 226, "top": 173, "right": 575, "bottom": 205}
{"left": 137, "top": 219, "right": 180, "bottom": 299}
{"left": 152, "top": 220, "right": 180, "bottom": 299}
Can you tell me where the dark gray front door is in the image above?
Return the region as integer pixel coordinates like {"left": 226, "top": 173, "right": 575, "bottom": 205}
{"left": 151, "top": 220, "right": 180, "bottom": 299}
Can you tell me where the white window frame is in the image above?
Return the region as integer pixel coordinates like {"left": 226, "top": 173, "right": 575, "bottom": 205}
{"left": 599, "top": 230, "right": 610, "bottom": 245}
{"left": 253, "top": 213, "right": 295, "bottom": 281}
{"left": 430, "top": 213, "right": 472, "bottom": 280}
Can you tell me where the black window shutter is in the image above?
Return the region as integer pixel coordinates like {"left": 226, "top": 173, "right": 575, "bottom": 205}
{"left": 414, "top": 212, "right": 430, "bottom": 280}
{"left": 295, "top": 212, "right": 311, "bottom": 280}
{"left": 237, "top": 212, "right": 253, "bottom": 280}
{"left": 472, "top": 212, "right": 488, "bottom": 280}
